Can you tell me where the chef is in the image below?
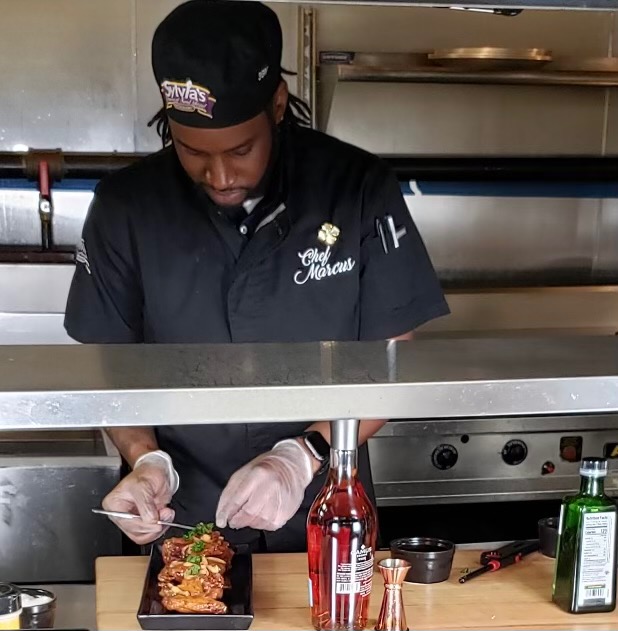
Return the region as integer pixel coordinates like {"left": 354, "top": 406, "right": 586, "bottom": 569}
{"left": 64, "top": 0, "right": 450, "bottom": 553}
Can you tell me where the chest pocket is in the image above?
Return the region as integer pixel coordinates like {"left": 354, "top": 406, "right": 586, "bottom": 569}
{"left": 284, "top": 239, "right": 360, "bottom": 341}
{"left": 225, "top": 217, "right": 362, "bottom": 342}
{"left": 143, "top": 233, "right": 233, "bottom": 343}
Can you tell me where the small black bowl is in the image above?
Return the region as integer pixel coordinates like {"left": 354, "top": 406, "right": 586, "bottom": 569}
{"left": 390, "top": 537, "right": 455, "bottom": 584}
{"left": 538, "top": 517, "right": 559, "bottom": 558}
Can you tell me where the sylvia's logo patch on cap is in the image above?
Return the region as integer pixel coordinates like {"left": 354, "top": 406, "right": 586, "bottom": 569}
{"left": 161, "top": 79, "right": 216, "bottom": 118}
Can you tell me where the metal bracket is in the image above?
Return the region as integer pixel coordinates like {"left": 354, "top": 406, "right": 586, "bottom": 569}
{"left": 297, "top": 6, "right": 317, "bottom": 129}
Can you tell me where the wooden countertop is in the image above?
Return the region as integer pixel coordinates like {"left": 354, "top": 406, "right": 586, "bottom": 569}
{"left": 96, "top": 549, "right": 618, "bottom": 630}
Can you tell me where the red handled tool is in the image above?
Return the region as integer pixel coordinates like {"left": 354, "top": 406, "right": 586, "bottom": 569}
{"left": 38, "top": 160, "right": 53, "bottom": 250}
{"left": 459, "top": 539, "right": 539, "bottom": 583}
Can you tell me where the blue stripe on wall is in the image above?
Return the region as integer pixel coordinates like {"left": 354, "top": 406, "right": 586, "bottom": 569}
{"left": 2, "top": 177, "right": 618, "bottom": 199}
{"left": 400, "top": 180, "right": 618, "bottom": 198}
{"left": 0, "top": 178, "right": 98, "bottom": 192}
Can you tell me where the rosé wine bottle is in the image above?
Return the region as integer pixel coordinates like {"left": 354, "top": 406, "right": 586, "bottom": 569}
{"left": 307, "top": 419, "right": 378, "bottom": 631}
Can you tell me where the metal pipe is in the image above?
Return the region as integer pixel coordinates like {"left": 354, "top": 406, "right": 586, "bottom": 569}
{"left": 0, "top": 152, "right": 145, "bottom": 181}
{"left": 3, "top": 152, "right": 618, "bottom": 183}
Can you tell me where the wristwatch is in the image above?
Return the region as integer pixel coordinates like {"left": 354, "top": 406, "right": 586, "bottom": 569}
{"left": 301, "top": 431, "right": 331, "bottom": 476}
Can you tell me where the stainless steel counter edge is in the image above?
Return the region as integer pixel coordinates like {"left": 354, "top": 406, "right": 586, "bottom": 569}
{"left": 2, "top": 337, "right": 618, "bottom": 429}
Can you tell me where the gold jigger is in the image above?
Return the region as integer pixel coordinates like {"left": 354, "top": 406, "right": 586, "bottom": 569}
{"left": 375, "top": 557, "right": 411, "bottom": 631}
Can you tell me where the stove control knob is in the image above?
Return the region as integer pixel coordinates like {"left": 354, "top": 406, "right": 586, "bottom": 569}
{"left": 542, "top": 461, "right": 556, "bottom": 475}
{"left": 502, "top": 439, "right": 528, "bottom": 466}
{"left": 432, "top": 444, "right": 458, "bottom": 470}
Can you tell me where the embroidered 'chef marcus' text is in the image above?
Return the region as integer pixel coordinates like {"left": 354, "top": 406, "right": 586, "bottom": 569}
{"left": 294, "top": 247, "right": 356, "bottom": 285}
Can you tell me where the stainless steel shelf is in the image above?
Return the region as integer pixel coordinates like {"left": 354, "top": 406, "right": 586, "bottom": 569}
{"left": 326, "top": 62, "right": 618, "bottom": 88}
{"left": 2, "top": 337, "right": 618, "bottom": 430}
{"left": 317, "top": 55, "right": 618, "bottom": 131}
{"left": 336, "top": 66, "right": 618, "bottom": 87}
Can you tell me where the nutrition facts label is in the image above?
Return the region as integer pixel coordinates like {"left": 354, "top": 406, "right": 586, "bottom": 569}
{"left": 577, "top": 511, "right": 616, "bottom": 607}
{"left": 336, "top": 546, "right": 374, "bottom": 596}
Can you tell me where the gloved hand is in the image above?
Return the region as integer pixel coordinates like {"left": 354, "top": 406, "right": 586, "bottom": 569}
{"left": 102, "top": 451, "right": 179, "bottom": 545}
{"left": 216, "top": 439, "right": 314, "bottom": 531}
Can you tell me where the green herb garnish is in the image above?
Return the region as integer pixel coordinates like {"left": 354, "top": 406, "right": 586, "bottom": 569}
{"left": 188, "top": 564, "right": 200, "bottom": 576}
{"left": 191, "top": 540, "right": 205, "bottom": 553}
{"left": 186, "top": 554, "right": 202, "bottom": 565}
{"left": 194, "top": 522, "right": 214, "bottom": 535}
{"left": 183, "top": 521, "right": 214, "bottom": 540}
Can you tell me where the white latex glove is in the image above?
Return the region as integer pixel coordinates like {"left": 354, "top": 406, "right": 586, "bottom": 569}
{"left": 216, "top": 439, "right": 314, "bottom": 531}
{"left": 102, "top": 451, "right": 179, "bottom": 545}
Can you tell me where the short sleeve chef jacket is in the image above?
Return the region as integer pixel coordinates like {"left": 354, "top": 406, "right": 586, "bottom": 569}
{"left": 64, "top": 124, "right": 450, "bottom": 551}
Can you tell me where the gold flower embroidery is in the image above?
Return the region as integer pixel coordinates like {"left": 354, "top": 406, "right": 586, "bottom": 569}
{"left": 318, "top": 222, "right": 340, "bottom": 246}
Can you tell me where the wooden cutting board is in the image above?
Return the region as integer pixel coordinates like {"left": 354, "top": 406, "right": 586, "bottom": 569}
{"left": 96, "top": 550, "right": 618, "bottom": 630}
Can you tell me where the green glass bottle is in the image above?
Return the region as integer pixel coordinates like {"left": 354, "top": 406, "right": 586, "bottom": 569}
{"left": 552, "top": 457, "right": 617, "bottom": 614}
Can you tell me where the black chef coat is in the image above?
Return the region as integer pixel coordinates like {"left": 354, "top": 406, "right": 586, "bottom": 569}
{"left": 64, "top": 123, "right": 450, "bottom": 552}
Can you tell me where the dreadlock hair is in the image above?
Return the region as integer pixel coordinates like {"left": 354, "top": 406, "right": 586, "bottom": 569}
{"left": 147, "top": 70, "right": 311, "bottom": 149}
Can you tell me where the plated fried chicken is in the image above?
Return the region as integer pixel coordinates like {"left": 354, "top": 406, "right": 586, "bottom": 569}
{"left": 157, "top": 522, "right": 234, "bottom": 614}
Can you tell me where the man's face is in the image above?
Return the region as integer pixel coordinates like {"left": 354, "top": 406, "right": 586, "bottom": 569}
{"left": 169, "top": 82, "right": 288, "bottom": 208}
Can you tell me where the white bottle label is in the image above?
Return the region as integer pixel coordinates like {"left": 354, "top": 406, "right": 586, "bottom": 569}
{"left": 335, "top": 545, "right": 374, "bottom": 596}
{"left": 576, "top": 511, "right": 616, "bottom": 608}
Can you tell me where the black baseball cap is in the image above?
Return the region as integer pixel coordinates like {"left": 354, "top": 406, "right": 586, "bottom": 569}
{"left": 152, "top": 0, "right": 283, "bottom": 129}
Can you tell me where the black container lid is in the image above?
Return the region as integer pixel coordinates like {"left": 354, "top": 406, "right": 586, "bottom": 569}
{"left": 580, "top": 457, "right": 608, "bottom": 477}
{"left": 0, "top": 583, "right": 21, "bottom": 615}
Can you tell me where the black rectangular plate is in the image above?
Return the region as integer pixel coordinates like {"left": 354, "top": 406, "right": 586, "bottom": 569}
{"left": 137, "top": 543, "right": 254, "bottom": 630}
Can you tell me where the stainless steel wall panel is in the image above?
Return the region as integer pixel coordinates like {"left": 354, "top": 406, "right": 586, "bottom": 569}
{"left": 0, "top": 431, "right": 121, "bottom": 582}
{"left": 324, "top": 83, "right": 607, "bottom": 155}
{"left": 0, "top": 189, "right": 40, "bottom": 245}
{"left": 405, "top": 195, "right": 601, "bottom": 284}
{"left": 0, "top": 188, "right": 92, "bottom": 248}
{"left": 0, "top": 2, "right": 615, "bottom": 155}
{"left": 316, "top": 6, "right": 613, "bottom": 55}
{"left": 418, "top": 288, "right": 618, "bottom": 334}
{"left": 4, "top": 262, "right": 618, "bottom": 341}
{"left": 51, "top": 190, "right": 93, "bottom": 248}
{"left": 0, "top": 460, "right": 120, "bottom": 582}
{"left": 0, "top": 263, "right": 76, "bottom": 344}
{"left": 0, "top": 314, "right": 75, "bottom": 345}
{"left": 594, "top": 198, "right": 618, "bottom": 280}
{"left": 316, "top": 6, "right": 615, "bottom": 153}
{"left": 4, "top": 184, "right": 618, "bottom": 298}
{"left": 134, "top": 0, "right": 177, "bottom": 154}
{"left": 0, "top": 264, "right": 74, "bottom": 313}
{"left": 0, "top": 0, "right": 136, "bottom": 152}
